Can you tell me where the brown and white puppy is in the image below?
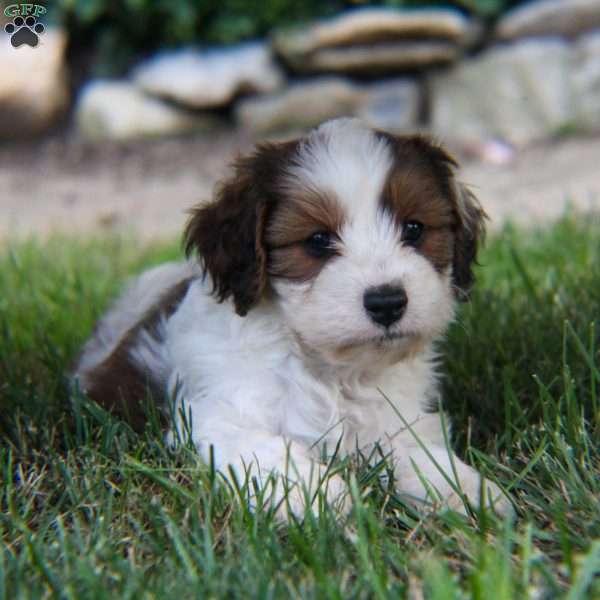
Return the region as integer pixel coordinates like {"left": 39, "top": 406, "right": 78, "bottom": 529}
{"left": 75, "top": 118, "right": 505, "bottom": 518}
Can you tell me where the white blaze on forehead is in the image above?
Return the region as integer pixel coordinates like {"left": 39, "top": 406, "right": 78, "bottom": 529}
{"left": 289, "top": 119, "right": 393, "bottom": 221}
{"left": 287, "top": 118, "right": 399, "bottom": 263}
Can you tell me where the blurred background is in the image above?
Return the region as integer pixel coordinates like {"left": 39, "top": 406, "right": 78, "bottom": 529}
{"left": 1, "top": 0, "right": 599, "bottom": 240}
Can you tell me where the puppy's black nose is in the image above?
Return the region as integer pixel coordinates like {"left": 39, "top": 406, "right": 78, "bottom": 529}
{"left": 363, "top": 285, "right": 407, "bottom": 328}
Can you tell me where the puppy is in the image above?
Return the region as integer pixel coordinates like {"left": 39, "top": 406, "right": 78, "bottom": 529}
{"left": 74, "top": 118, "right": 506, "bottom": 517}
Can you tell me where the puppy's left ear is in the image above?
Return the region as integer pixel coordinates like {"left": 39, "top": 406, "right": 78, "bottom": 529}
{"left": 405, "top": 136, "right": 487, "bottom": 300}
{"left": 449, "top": 178, "right": 487, "bottom": 300}
{"left": 379, "top": 132, "right": 487, "bottom": 300}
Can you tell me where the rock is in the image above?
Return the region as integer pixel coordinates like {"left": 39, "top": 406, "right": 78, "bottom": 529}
{"left": 430, "top": 38, "right": 573, "bottom": 148}
{"left": 358, "top": 79, "right": 421, "bottom": 132}
{"left": 0, "top": 28, "right": 68, "bottom": 137}
{"left": 75, "top": 80, "right": 217, "bottom": 141}
{"left": 236, "top": 78, "right": 365, "bottom": 133}
{"left": 235, "top": 77, "right": 420, "bottom": 134}
{"left": 273, "top": 8, "right": 470, "bottom": 74}
{"left": 572, "top": 32, "right": 600, "bottom": 131}
{"left": 133, "top": 42, "right": 284, "bottom": 109}
{"left": 287, "top": 42, "right": 461, "bottom": 74}
{"left": 275, "top": 8, "right": 471, "bottom": 55}
{"left": 496, "top": 0, "right": 600, "bottom": 40}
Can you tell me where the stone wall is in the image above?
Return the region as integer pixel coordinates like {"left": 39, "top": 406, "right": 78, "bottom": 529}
{"left": 2, "top": 0, "right": 600, "bottom": 154}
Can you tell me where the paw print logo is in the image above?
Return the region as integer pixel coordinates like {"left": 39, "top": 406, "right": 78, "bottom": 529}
{"left": 4, "top": 15, "right": 45, "bottom": 48}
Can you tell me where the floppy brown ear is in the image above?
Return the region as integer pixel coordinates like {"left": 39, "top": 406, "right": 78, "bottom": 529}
{"left": 376, "top": 131, "right": 486, "bottom": 299}
{"left": 449, "top": 179, "right": 487, "bottom": 300}
{"left": 398, "top": 136, "right": 487, "bottom": 300}
{"left": 383, "top": 134, "right": 487, "bottom": 300}
{"left": 184, "top": 142, "right": 296, "bottom": 316}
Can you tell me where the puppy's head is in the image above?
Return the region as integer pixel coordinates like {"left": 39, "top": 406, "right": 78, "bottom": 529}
{"left": 185, "top": 119, "right": 485, "bottom": 364}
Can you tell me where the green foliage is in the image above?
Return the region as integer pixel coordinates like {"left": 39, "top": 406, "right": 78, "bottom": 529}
{"left": 49, "top": 0, "right": 525, "bottom": 75}
{"left": 1, "top": 215, "right": 599, "bottom": 598}
{"left": 51, "top": 0, "right": 342, "bottom": 75}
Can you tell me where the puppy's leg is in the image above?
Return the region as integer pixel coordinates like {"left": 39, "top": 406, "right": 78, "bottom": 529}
{"left": 389, "top": 414, "right": 509, "bottom": 514}
{"left": 182, "top": 421, "right": 349, "bottom": 520}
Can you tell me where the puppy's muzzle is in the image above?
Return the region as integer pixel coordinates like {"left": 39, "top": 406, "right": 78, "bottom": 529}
{"left": 363, "top": 285, "right": 407, "bottom": 328}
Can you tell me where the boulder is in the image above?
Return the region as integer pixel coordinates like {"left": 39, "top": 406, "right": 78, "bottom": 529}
{"left": 496, "top": 0, "right": 600, "bottom": 40}
{"left": 0, "top": 28, "right": 68, "bottom": 137}
{"left": 236, "top": 78, "right": 365, "bottom": 133}
{"left": 273, "top": 8, "right": 471, "bottom": 74}
{"left": 358, "top": 79, "right": 421, "bottom": 132}
{"left": 235, "top": 77, "right": 420, "bottom": 134}
{"left": 133, "top": 42, "right": 284, "bottom": 109}
{"left": 286, "top": 42, "right": 461, "bottom": 74}
{"left": 572, "top": 31, "right": 600, "bottom": 131}
{"left": 430, "top": 38, "right": 573, "bottom": 148}
{"left": 75, "top": 80, "right": 217, "bottom": 141}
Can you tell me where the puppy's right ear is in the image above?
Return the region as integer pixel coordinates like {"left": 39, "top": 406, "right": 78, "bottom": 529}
{"left": 184, "top": 141, "right": 296, "bottom": 316}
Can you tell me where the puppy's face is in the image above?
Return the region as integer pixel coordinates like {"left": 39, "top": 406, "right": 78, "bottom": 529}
{"left": 186, "top": 119, "right": 485, "bottom": 366}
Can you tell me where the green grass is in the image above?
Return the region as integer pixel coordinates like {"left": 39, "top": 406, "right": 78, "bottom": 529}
{"left": 1, "top": 216, "right": 599, "bottom": 599}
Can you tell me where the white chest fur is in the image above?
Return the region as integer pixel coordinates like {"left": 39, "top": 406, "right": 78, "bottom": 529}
{"left": 166, "top": 280, "right": 441, "bottom": 461}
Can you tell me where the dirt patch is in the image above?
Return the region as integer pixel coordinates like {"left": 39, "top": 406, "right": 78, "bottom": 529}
{"left": 2, "top": 131, "right": 599, "bottom": 243}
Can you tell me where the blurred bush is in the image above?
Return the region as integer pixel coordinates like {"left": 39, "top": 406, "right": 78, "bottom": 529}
{"left": 51, "top": 0, "right": 524, "bottom": 76}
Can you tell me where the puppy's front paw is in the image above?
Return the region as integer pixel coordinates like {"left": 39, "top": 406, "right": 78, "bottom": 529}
{"left": 451, "top": 473, "right": 511, "bottom": 516}
{"left": 397, "top": 448, "right": 510, "bottom": 516}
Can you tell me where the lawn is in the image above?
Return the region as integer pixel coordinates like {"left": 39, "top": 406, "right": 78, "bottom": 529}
{"left": 1, "top": 216, "right": 599, "bottom": 599}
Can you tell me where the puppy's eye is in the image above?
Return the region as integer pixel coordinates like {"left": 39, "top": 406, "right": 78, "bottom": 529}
{"left": 402, "top": 221, "right": 424, "bottom": 245}
{"left": 304, "top": 231, "right": 335, "bottom": 258}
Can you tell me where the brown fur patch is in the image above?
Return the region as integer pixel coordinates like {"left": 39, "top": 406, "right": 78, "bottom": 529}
{"left": 266, "top": 188, "right": 344, "bottom": 282}
{"left": 80, "top": 277, "right": 193, "bottom": 432}
{"left": 381, "top": 165, "right": 456, "bottom": 273}
{"left": 378, "top": 133, "right": 486, "bottom": 294}
{"left": 184, "top": 140, "right": 299, "bottom": 315}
